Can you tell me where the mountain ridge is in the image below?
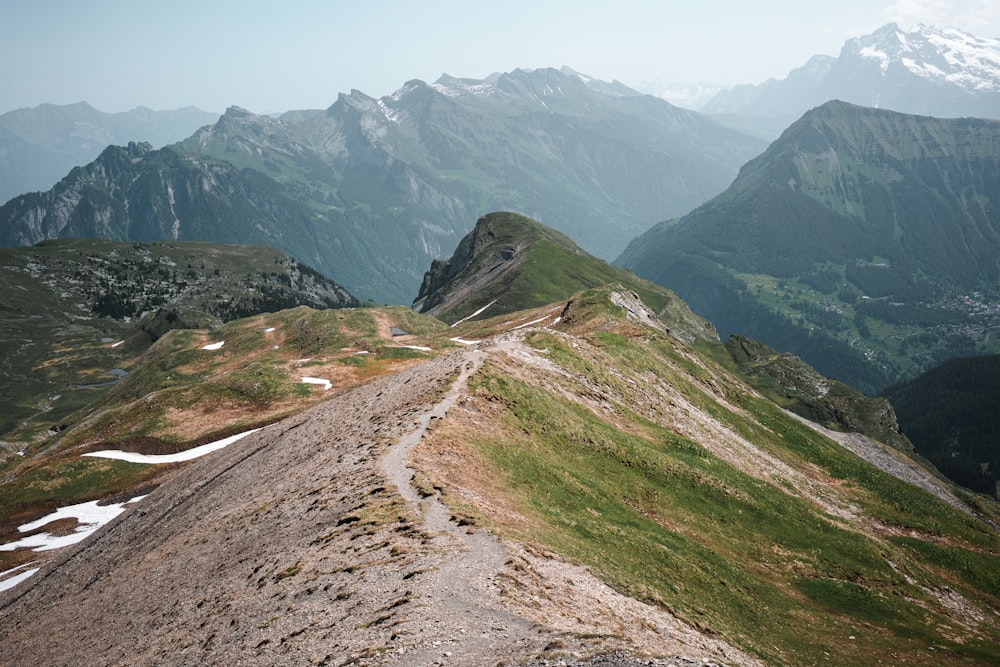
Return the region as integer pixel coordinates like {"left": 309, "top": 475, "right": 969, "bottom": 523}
{"left": 704, "top": 23, "right": 1000, "bottom": 139}
{"left": 0, "top": 102, "right": 218, "bottom": 202}
{"left": 1, "top": 67, "right": 766, "bottom": 304}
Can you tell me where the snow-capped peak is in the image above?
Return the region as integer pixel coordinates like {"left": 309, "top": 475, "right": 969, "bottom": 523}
{"left": 846, "top": 23, "right": 1000, "bottom": 92}
{"left": 429, "top": 74, "right": 497, "bottom": 99}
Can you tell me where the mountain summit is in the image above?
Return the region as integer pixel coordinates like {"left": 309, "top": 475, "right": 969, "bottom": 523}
{"left": 704, "top": 23, "right": 1000, "bottom": 137}
{"left": 412, "top": 211, "right": 716, "bottom": 344}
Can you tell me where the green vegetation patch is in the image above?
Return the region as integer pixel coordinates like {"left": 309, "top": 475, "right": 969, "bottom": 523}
{"left": 455, "top": 339, "right": 1000, "bottom": 664}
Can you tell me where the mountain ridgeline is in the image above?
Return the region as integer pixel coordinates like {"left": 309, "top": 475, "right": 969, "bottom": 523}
{"left": 704, "top": 23, "right": 1000, "bottom": 139}
{"left": 0, "top": 67, "right": 765, "bottom": 304}
{"left": 0, "top": 102, "right": 219, "bottom": 203}
{"left": 413, "top": 211, "right": 718, "bottom": 344}
{"left": 618, "top": 101, "right": 1000, "bottom": 393}
{"left": 2, "top": 214, "right": 999, "bottom": 666}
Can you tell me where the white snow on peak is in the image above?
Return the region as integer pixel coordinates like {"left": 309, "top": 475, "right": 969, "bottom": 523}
{"left": 389, "top": 81, "right": 422, "bottom": 103}
{"left": 853, "top": 23, "right": 1000, "bottom": 92}
{"left": 859, "top": 45, "right": 891, "bottom": 72}
{"left": 922, "top": 26, "right": 1000, "bottom": 91}
{"left": 377, "top": 99, "right": 403, "bottom": 124}
{"left": 430, "top": 78, "right": 497, "bottom": 98}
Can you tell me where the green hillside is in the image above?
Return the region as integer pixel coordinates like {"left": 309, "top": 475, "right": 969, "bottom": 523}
{"left": 412, "top": 211, "right": 716, "bottom": 344}
{"left": 0, "top": 238, "right": 357, "bottom": 441}
{"left": 1, "top": 216, "right": 998, "bottom": 665}
{"left": 619, "top": 101, "right": 1000, "bottom": 393}
{"left": 419, "top": 287, "right": 1000, "bottom": 665}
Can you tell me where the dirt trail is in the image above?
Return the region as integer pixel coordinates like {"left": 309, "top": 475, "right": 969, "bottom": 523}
{"left": 0, "top": 338, "right": 757, "bottom": 666}
{"left": 381, "top": 338, "right": 762, "bottom": 667}
{"left": 379, "top": 347, "right": 550, "bottom": 664}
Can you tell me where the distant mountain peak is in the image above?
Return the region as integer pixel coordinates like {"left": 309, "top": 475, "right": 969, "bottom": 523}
{"left": 429, "top": 74, "right": 497, "bottom": 99}
{"left": 843, "top": 22, "right": 1000, "bottom": 92}
{"left": 702, "top": 22, "right": 1000, "bottom": 130}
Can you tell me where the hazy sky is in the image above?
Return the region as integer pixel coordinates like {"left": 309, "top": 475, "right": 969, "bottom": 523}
{"left": 3, "top": 0, "right": 1000, "bottom": 115}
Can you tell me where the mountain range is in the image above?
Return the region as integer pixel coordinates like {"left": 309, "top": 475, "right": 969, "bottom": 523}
{"left": 704, "top": 23, "right": 1000, "bottom": 139}
{"left": 1, "top": 214, "right": 998, "bottom": 665}
{"left": 618, "top": 100, "right": 1000, "bottom": 394}
{"left": 0, "top": 102, "right": 218, "bottom": 202}
{"left": 0, "top": 67, "right": 765, "bottom": 304}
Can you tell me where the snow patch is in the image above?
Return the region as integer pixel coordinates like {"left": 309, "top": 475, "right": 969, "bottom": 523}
{"left": 450, "top": 300, "right": 497, "bottom": 327}
{"left": 512, "top": 316, "right": 551, "bottom": 331}
{"left": 201, "top": 340, "right": 225, "bottom": 351}
{"left": 1, "top": 495, "right": 146, "bottom": 554}
{"left": 83, "top": 429, "right": 260, "bottom": 464}
{"left": 302, "top": 376, "right": 332, "bottom": 391}
{"left": 0, "top": 567, "right": 40, "bottom": 592}
{"left": 377, "top": 99, "right": 403, "bottom": 123}
{"left": 449, "top": 337, "right": 480, "bottom": 346}
{"left": 860, "top": 46, "right": 890, "bottom": 72}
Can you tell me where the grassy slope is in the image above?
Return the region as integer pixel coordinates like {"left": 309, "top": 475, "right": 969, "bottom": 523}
{"left": 0, "top": 305, "right": 447, "bottom": 571}
{"left": 0, "top": 238, "right": 355, "bottom": 441}
{"left": 418, "top": 289, "right": 1000, "bottom": 665}
{"left": 420, "top": 212, "right": 716, "bottom": 344}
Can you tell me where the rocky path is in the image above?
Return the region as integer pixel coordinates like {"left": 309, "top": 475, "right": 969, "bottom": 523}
{"left": 378, "top": 340, "right": 761, "bottom": 667}
{"left": 379, "top": 347, "right": 551, "bottom": 664}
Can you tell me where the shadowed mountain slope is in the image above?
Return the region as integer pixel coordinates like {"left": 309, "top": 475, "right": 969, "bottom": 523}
{"left": 619, "top": 101, "right": 1000, "bottom": 393}
{"left": 886, "top": 354, "right": 1000, "bottom": 498}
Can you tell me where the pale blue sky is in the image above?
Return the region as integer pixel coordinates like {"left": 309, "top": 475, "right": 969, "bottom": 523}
{"left": 3, "top": 0, "right": 999, "bottom": 114}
